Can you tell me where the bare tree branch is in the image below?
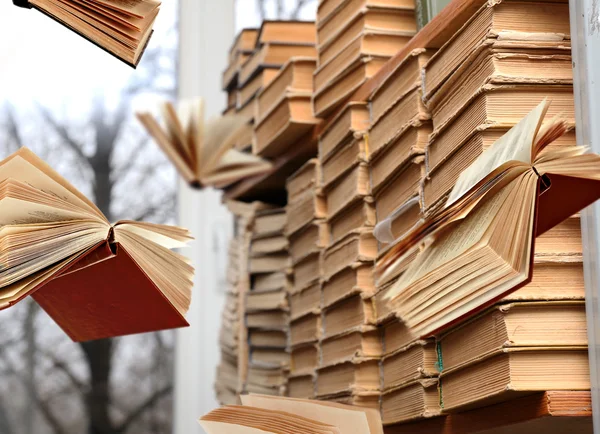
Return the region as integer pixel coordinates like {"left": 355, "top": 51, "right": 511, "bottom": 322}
{"left": 116, "top": 384, "right": 172, "bottom": 434}
{"left": 38, "top": 348, "right": 88, "bottom": 394}
{"left": 3, "top": 104, "right": 24, "bottom": 153}
{"left": 290, "top": 0, "right": 311, "bottom": 19}
{"left": 37, "top": 105, "right": 91, "bottom": 166}
{"left": 256, "top": 0, "right": 266, "bottom": 20}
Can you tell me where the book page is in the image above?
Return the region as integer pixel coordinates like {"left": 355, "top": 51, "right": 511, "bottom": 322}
{"left": 198, "top": 421, "right": 266, "bottom": 434}
{"left": 446, "top": 100, "right": 548, "bottom": 207}
{"left": 87, "top": 0, "right": 160, "bottom": 19}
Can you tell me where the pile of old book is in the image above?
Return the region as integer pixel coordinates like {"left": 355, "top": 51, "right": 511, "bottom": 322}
{"left": 213, "top": 1, "right": 599, "bottom": 432}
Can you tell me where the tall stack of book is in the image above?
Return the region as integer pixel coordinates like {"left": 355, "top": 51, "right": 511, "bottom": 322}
{"left": 313, "top": 0, "right": 418, "bottom": 117}
{"left": 215, "top": 200, "right": 272, "bottom": 404}
{"left": 314, "top": 101, "right": 380, "bottom": 409}
{"left": 245, "top": 208, "right": 291, "bottom": 396}
{"left": 223, "top": 28, "right": 259, "bottom": 119}
{"left": 285, "top": 160, "right": 328, "bottom": 399}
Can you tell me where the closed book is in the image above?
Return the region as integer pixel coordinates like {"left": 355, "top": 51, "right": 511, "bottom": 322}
{"left": 381, "top": 378, "right": 440, "bottom": 424}
{"left": 382, "top": 341, "right": 439, "bottom": 391}
{"left": 316, "top": 360, "right": 380, "bottom": 397}
{"left": 239, "top": 43, "right": 317, "bottom": 85}
{"left": 291, "top": 344, "right": 320, "bottom": 375}
{"left": 288, "top": 374, "right": 316, "bottom": 398}
{"left": 322, "top": 230, "right": 377, "bottom": 281}
{"left": 246, "top": 289, "right": 289, "bottom": 312}
{"left": 328, "top": 198, "right": 376, "bottom": 245}
{"left": 293, "top": 252, "right": 322, "bottom": 291}
{"left": 317, "top": 0, "right": 416, "bottom": 30}
{"left": 290, "top": 313, "right": 321, "bottom": 347}
{"left": 319, "top": 102, "right": 370, "bottom": 162}
{"left": 325, "top": 163, "right": 370, "bottom": 218}
{"left": 289, "top": 221, "right": 329, "bottom": 264}
{"left": 248, "top": 329, "right": 288, "bottom": 348}
{"left": 322, "top": 294, "right": 375, "bottom": 339}
{"left": 320, "top": 329, "right": 382, "bottom": 367}
{"left": 286, "top": 158, "right": 321, "bottom": 202}
{"left": 322, "top": 135, "right": 369, "bottom": 187}
{"left": 322, "top": 263, "right": 375, "bottom": 308}
{"left": 256, "top": 20, "right": 317, "bottom": 46}
{"left": 238, "top": 66, "right": 280, "bottom": 108}
{"left": 290, "top": 281, "right": 321, "bottom": 320}
{"left": 286, "top": 188, "right": 327, "bottom": 236}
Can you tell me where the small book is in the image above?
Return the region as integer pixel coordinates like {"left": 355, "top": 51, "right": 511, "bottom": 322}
{"left": 377, "top": 100, "right": 600, "bottom": 338}
{"left": 137, "top": 99, "right": 273, "bottom": 189}
{"left": 14, "top": 0, "right": 161, "bottom": 67}
{"left": 0, "top": 148, "right": 193, "bottom": 342}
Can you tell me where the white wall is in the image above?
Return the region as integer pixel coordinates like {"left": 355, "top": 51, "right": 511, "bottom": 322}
{"left": 174, "top": 1, "right": 235, "bottom": 433}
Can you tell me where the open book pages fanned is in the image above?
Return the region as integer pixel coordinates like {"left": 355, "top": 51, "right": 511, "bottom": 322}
{"left": 0, "top": 148, "right": 194, "bottom": 342}
{"left": 137, "top": 98, "right": 273, "bottom": 189}
{"left": 376, "top": 100, "right": 600, "bottom": 338}
{"left": 15, "top": 0, "right": 161, "bottom": 67}
{"left": 199, "top": 394, "right": 383, "bottom": 434}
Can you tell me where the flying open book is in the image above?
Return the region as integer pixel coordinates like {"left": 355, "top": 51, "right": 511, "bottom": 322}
{"left": 13, "top": 0, "right": 160, "bottom": 67}
{"left": 0, "top": 147, "right": 193, "bottom": 342}
{"left": 199, "top": 394, "right": 383, "bottom": 434}
{"left": 376, "top": 100, "right": 600, "bottom": 338}
{"left": 137, "top": 99, "right": 273, "bottom": 189}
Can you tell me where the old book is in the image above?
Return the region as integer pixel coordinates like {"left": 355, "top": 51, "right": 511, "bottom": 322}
{"left": 322, "top": 135, "right": 369, "bottom": 187}
{"left": 368, "top": 87, "right": 430, "bottom": 157}
{"left": 248, "top": 253, "right": 290, "bottom": 274}
{"left": 237, "top": 67, "right": 280, "bottom": 108}
{"left": 375, "top": 240, "right": 419, "bottom": 287}
{"left": 227, "top": 89, "right": 237, "bottom": 108}
{"left": 247, "top": 365, "right": 286, "bottom": 388}
{"left": 381, "top": 379, "right": 440, "bottom": 424}
{"left": 286, "top": 159, "right": 321, "bottom": 202}
{"left": 374, "top": 196, "right": 423, "bottom": 249}
{"left": 322, "top": 263, "right": 375, "bottom": 308}
{"left": 256, "top": 58, "right": 317, "bottom": 123}
{"left": 248, "top": 329, "right": 288, "bottom": 348}
{"left": 317, "top": 0, "right": 416, "bottom": 30}
{"left": 325, "top": 163, "right": 370, "bottom": 218}
{"left": 424, "top": 123, "right": 576, "bottom": 211}
{"left": 245, "top": 382, "right": 284, "bottom": 395}
{"left": 313, "top": 57, "right": 388, "bottom": 118}
{"left": 137, "top": 99, "right": 271, "bottom": 188}
{"left": 374, "top": 156, "right": 425, "bottom": 222}
{"left": 16, "top": 0, "right": 160, "bottom": 67}
{"left": 288, "top": 374, "right": 315, "bottom": 399}
{"left": 370, "top": 123, "right": 430, "bottom": 191}
{"left": 254, "top": 94, "right": 320, "bottom": 158}
{"left": 229, "top": 28, "right": 259, "bottom": 64}
{"left": 250, "top": 235, "right": 288, "bottom": 255}
{"left": 328, "top": 393, "right": 381, "bottom": 411}
{"left": 250, "top": 347, "right": 289, "bottom": 367}
{"left": 316, "top": 360, "right": 380, "bottom": 396}
{"left": 439, "top": 301, "right": 587, "bottom": 372}
{"left": 289, "top": 222, "right": 329, "bottom": 264}
{"left": 423, "top": 1, "right": 571, "bottom": 99}
{"left": 317, "top": 2, "right": 416, "bottom": 47}
{"left": 370, "top": 49, "right": 433, "bottom": 124}
{"left": 322, "top": 230, "right": 377, "bottom": 281}
{"left": 254, "top": 209, "right": 287, "bottom": 237}
{"left": 237, "top": 97, "right": 257, "bottom": 122}
{"left": 441, "top": 349, "right": 589, "bottom": 412}
{"left": 290, "top": 281, "right": 321, "bottom": 321}
{"left": 0, "top": 148, "right": 193, "bottom": 342}
{"left": 246, "top": 289, "right": 288, "bottom": 312}
{"left": 290, "top": 313, "right": 321, "bottom": 346}
{"left": 240, "top": 43, "right": 317, "bottom": 86}
{"left": 381, "top": 320, "right": 418, "bottom": 356}
{"left": 246, "top": 310, "right": 288, "bottom": 330}
{"left": 286, "top": 189, "right": 327, "bottom": 236}
{"left": 239, "top": 394, "right": 383, "bottom": 434}
{"left": 254, "top": 272, "right": 288, "bottom": 292}
{"left": 293, "top": 252, "right": 321, "bottom": 291}
{"left": 382, "top": 341, "right": 438, "bottom": 390}
{"left": 234, "top": 122, "right": 254, "bottom": 150}
{"left": 256, "top": 20, "right": 317, "bottom": 46}
{"left": 321, "top": 329, "right": 382, "bottom": 366}
{"left": 319, "top": 102, "right": 370, "bottom": 162}
{"left": 322, "top": 294, "right": 375, "bottom": 338}
{"left": 291, "top": 344, "right": 319, "bottom": 375}
{"left": 319, "top": 26, "right": 413, "bottom": 67}
{"left": 378, "top": 101, "right": 600, "bottom": 338}
{"left": 328, "top": 198, "right": 376, "bottom": 245}
{"left": 223, "top": 51, "right": 252, "bottom": 91}
{"left": 429, "top": 48, "right": 573, "bottom": 131}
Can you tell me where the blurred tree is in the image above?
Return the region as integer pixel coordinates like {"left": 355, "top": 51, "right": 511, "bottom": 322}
{"left": 254, "top": 0, "right": 317, "bottom": 20}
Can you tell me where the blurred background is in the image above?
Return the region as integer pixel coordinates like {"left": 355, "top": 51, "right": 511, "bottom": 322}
{"left": 0, "top": 1, "right": 315, "bottom": 433}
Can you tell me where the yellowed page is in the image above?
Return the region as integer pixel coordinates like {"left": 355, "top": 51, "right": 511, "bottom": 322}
{"left": 115, "top": 222, "right": 191, "bottom": 249}
{"left": 446, "top": 100, "right": 548, "bottom": 207}
{"left": 88, "top": 0, "right": 160, "bottom": 19}
{"left": 199, "top": 420, "right": 271, "bottom": 434}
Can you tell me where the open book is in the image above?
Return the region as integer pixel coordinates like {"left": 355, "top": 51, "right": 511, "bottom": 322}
{"left": 137, "top": 99, "right": 273, "bottom": 189}
{"left": 376, "top": 100, "right": 600, "bottom": 337}
{"left": 199, "top": 394, "right": 383, "bottom": 434}
{"left": 14, "top": 0, "right": 160, "bottom": 67}
{"left": 0, "top": 148, "right": 193, "bottom": 342}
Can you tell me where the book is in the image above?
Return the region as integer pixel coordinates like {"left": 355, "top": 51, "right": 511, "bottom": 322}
{"left": 288, "top": 374, "right": 315, "bottom": 398}
{"left": 223, "top": 51, "right": 252, "bottom": 92}
{"left": 290, "top": 313, "right": 321, "bottom": 347}
{"left": 316, "top": 360, "right": 380, "bottom": 396}
{"left": 286, "top": 189, "right": 327, "bottom": 236}
{"left": 250, "top": 235, "right": 288, "bottom": 255}
{"left": 319, "top": 102, "right": 370, "bottom": 161}
{"left": 328, "top": 198, "right": 376, "bottom": 244}
{"left": 378, "top": 100, "right": 600, "bottom": 338}
{"left": 322, "top": 230, "right": 377, "bottom": 281}
{"left": 238, "top": 67, "right": 281, "bottom": 108}
{"left": 380, "top": 320, "right": 418, "bottom": 355}
{"left": 322, "top": 294, "right": 375, "bottom": 338}
{"left": 423, "top": 1, "right": 571, "bottom": 99}
{"left": 256, "top": 58, "right": 317, "bottom": 123}
{"left": 440, "top": 348, "right": 589, "bottom": 412}
{"left": 325, "top": 163, "right": 370, "bottom": 218}
{"left": 317, "top": 0, "right": 416, "bottom": 30}
{"left": 229, "top": 28, "right": 259, "bottom": 64}
{"left": 254, "top": 209, "right": 287, "bottom": 237}
{"left": 239, "top": 43, "right": 318, "bottom": 86}
{"left": 137, "top": 99, "right": 272, "bottom": 188}
{"left": 16, "top": 0, "right": 161, "bottom": 67}
{"left": 289, "top": 222, "right": 330, "bottom": 264}
{"left": 381, "top": 379, "right": 440, "bottom": 424}
{"left": 246, "top": 310, "right": 288, "bottom": 330}
{"left": 256, "top": 20, "right": 317, "bottom": 46}
{"left": 246, "top": 289, "right": 288, "bottom": 312}
{"left": 286, "top": 159, "right": 322, "bottom": 202}
{"left": 248, "top": 329, "right": 288, "bottom": 348}
{"left": 293, "top": 252, "right": 322, "bottom": 291}
{"left": 369, "top": 49, "right": 433, "bottom": 125}
{"left": 321, "top": 329, "right": 382, "bottom": 366}
{"left": 382, "top": 341, "right": 438, "bottom": 390}
{"left": 254, "top": 94, "right": 320, "bottom": 158}
{"left": 438, "top": 301, "right": 587, "bottom": 372}
{"left": 322, "top": 263, "right": 375, "bottom": 308}
{"left": 254, "top": 271, "right": 288, "bottom": 292}
{"left": 250, "top": 347, "right": 289, "bottom": 367}
{"left": 322, "top": 135, "right": 369, "bottom": 187}
{"left": 0, "top": 148, "right": 193, "bottom": 341}
{"left": 248, "top": 252, "right": 290, "bottom": 274}
{"left": 374, "top": 156, "right": 425, "bottom": 221}
{"left": 291, "top": 344, "right": 319, "bottom": 375}
{"left": 290, "top": 281, "right": 321, "bottom": 320}
{"left": 374, "top": 195, "right": 423, "bottom": 248}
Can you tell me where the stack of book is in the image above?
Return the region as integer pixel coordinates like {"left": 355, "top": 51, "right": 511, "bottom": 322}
{"left": 246, "top": 208, "right": 292, "bottom": 396}
{"left": 315, "top": 101, "right": 380, "bottom": 409}
{"left": 223, "top": 28, "right": 259, "bottom": 120}
{"left": 313, "top": 0, "right": 418, "bottom": 117}
{"left": 285, "top": 160, "right": 328, "bottom": 399}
